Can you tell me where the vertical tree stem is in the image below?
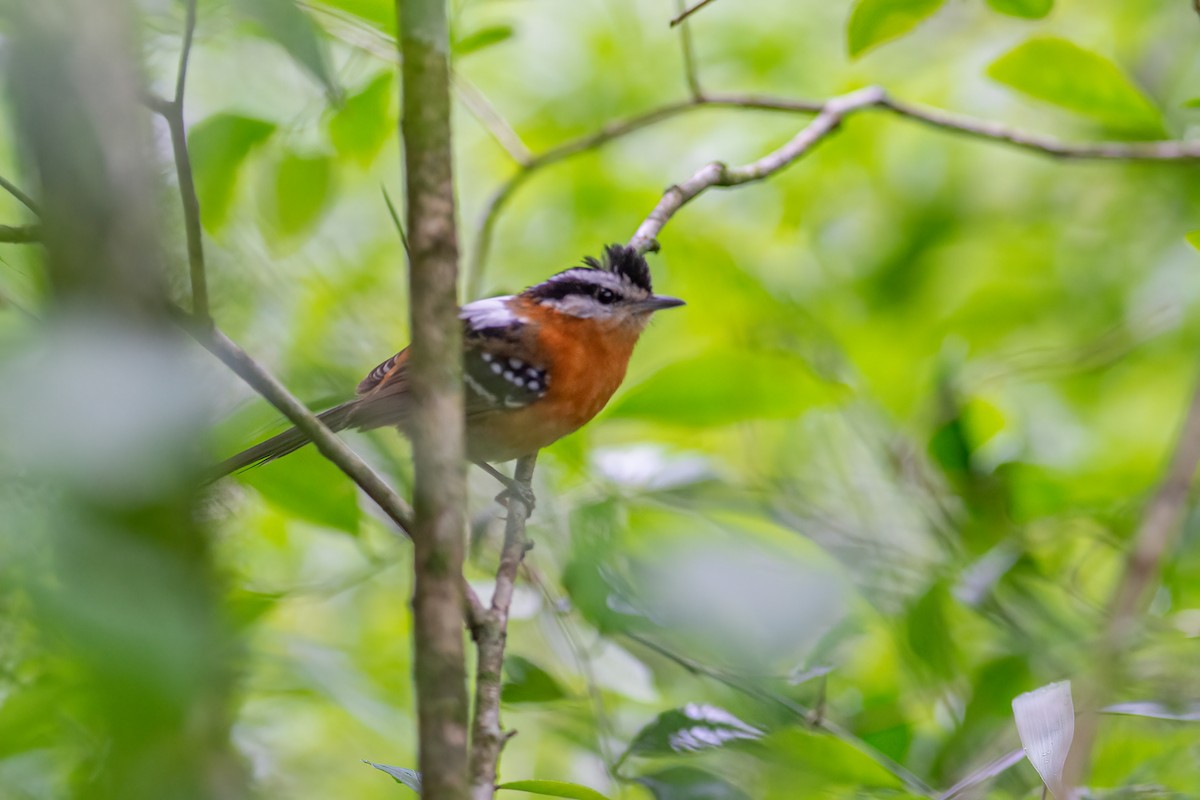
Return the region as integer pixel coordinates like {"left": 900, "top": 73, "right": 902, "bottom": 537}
{"left": 397, "top": 0, "right": 471, "bottom": 798}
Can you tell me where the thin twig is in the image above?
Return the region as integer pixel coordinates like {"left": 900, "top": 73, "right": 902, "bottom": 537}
{"left": 184, "top": 316, "right": 416, "bottom": 536}
{"left": 673, "top": 0, "right": 703, "bottom": 99}
{"left": 625, "top": 632, "right": 935, "bottom": 796}
{"left": 381, "top": 185, "right": 411, "bottom": 258}
{"left": 669, "top": 0, "right": 720, "bottom": 28}
{"left": 469, "top": 453, "right": 537, "bottom": 800}
{"left": 0, "top": 176, "right": 39, "bottom": 216}
{"left": 454, "top": 71, "right": 533, "bottom": 166}
{"left": 1062, "top": 374, "right": 1200, "bottom": 794}
{"left": 0, "top": 224, "right": 40, "bottom": 244}
{"left": 173, "top": 0, "right": 197, "bottom": 106}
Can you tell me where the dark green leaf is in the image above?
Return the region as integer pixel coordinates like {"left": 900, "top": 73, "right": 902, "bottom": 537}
{"left": 846, "top": 0, "right": 947, "bottom": 57}
{"left": 987, "top": 37, "right": 1163, "bottom": 134}
{"left": 503, "top": 655, "right": 568, "bottom": 704}
{"left": 365, "top": 761, "right": 422, "bottom": 794}
{"left": 623, "top": 704, "right": 763, "bottom": 760}
{"left": 188, "top": 114, "right": 276, "bottom": 232}
{"left": 267, "top": 152, "right": 335, "bottom": 239}
{"left": 609, "top": 350, "right": 847, "bottom": 427}
{"left": 497, "top": 780, "right": 609, "bottom": 800}
{"left": 329, "top": 72, "right": 395, "bottom": 166}
{"left": 635, "top": 767, "right": 750, "bottom": 800}
{"left": 235, "top": 0, "right": 340, "bottom": 101}
{"left": 453, "top": 25, "right": 515, "bottom": 57}
{"left": 239, "top": 446, "right": 359, "bottom": 534}
{"left": 905, "top": 582, "right": 957, "bottom": 679}
{"left": 985, "top": 0, "right": 1052, "bottom": 18}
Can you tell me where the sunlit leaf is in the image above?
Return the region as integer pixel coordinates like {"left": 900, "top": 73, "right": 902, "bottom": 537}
{"left": 263, "top": 151, "right": 336, "bottom": 240}
{"left": 754, "top": 728, "right": 904, "bottom": 789}
{"left": 453, "top": 24, "right": 515, "bottom": 57}
{"left": 985, "top": 0, "right": 1052, "bottom": 18}
{"left": 1186, "top": 231, "right": 1200, "bottom": 251}
{"left": 329, "top": 72, "right": 395, "bottom": 166}
{"left": 188, "top": 114, "right": 276, "bottom": 232}
{"left": 610, "top": 350, "right": 847, "bottom": 427}
{"left": 365, "top": 761, "right": 422, "bottom": 794}
{"left": 235, "top": 0, "right": 341, "bottom": 101}
{"left": 503, "top": 655, "right": 567, "bottom": 704}
{"left": 497, "top": 780, "right": 609, "bottom": 800}
{"left": 238, "top": 446, "right": 359, "bottom": 534}
{"left": 623, "top": 704, "right": 763, "bottom": 759}
{"left": 846, "top": 0, "right": 947, "bottom": 57}
{"left": 1012, "top": 680, "right": 1073, "bottom": 799}
{"left": 635, "top": 767, "right": 749, "bottom": 800}
{"left": 987, "top": 37, "right": 1163, "bottom": 134}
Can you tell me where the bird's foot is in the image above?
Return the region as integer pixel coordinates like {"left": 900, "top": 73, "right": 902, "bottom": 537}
{"left": 495, "top": 480, "right": 536, "bottom": 515}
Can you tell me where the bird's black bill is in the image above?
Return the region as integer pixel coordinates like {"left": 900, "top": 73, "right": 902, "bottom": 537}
{"left": 638, "top": 295, "right": 685, "bottom": 313}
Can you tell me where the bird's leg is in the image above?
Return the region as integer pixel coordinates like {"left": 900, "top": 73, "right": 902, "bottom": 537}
{"left": 473, "top": 460, "right": 536, "bottom": 513}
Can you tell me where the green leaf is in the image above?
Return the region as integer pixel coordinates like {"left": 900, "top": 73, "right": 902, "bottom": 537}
{"left": 503, "top": 655, "right": 568, "bottom": 703}
{"left": 985, "top": 0, "right": 1052, "bottom": 18}
{"left": 365, "top": 761, "right": 422, "bottom": 794}
{"left": 623, "top": 705, "right": 763, "bottom": 760}
{"left": 188, "top": 114, "right": 276, "bottom": 233}
{"left": 320, "top": 0, "right": 395, "bottom": 33}
{"left": 239, "top": 446, "right": 359, "bottom": 534}
{"left": 1186, "top": 231, "right": 1200, "bottom": 250}
{"left": 635, "top": 767, "right": 750, "bottom": 800}
{"left": 756, "top": 728, "right": 904, "bottom": 788}
{"left": 1184, "top": 98, "right": 1200, "bottom": 109}
{"left": 846, "top": 0, "right": 947, "bottom": 57}
{"left": 329, "top": 72, "right": 395, "bottom": 166}
{"left": 453, "top": 24, "right": 515, "bottom": 57}
{"left": 610, "top": 349, "right": 847, "bottom": 427}
{"left": 497, "top": 780, "right": 609, "bottom": 800}
{"left": 264, "top": 151, "right": 335, "bottom": 240}
{"left": 987, "top": 37, "right": 1163, "bottom": 134}
{"left": 235, "top": 0, "right": 340, "bottom": 101}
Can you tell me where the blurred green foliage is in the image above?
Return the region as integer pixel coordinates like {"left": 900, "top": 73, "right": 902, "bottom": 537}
{"left": 2, "top": 0, "right": 1200, "bottom": 798}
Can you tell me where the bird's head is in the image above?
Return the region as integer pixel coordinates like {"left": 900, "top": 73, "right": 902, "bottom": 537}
{"left": 521, "top": 244, "right": 685, "bottom": 330}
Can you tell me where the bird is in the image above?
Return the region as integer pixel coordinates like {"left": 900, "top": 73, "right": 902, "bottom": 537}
{"left": 215, "top": 244, "right": 684, "bottom": 499}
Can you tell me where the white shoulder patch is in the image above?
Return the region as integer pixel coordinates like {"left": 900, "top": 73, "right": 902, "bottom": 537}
{"left": 461, "top": 296, "right": 521, "bottom": 329}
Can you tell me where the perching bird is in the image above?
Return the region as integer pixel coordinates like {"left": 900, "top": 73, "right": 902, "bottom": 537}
{"left": 215, "top": 244, "right": 684, "bottom": 488}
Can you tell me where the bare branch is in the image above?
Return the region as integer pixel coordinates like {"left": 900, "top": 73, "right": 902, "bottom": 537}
{"left": 0, "top": 223, "right": 40, "bottom": 243}
{"left": 673, "top": 0, "right": 702, "bottom": 99}
{"left": 0, "top": 175, "right": 40, "bottom": 215}
{"left": 669, "top": 0, "right": 721, "bottom": 28}
{"left": 398, "top": 0, "right": 472, "bottom": 796}
{"left": 469, "top": 454, "right": 537, "bottom": 800}
{"left": 1062, "top": 375, "right": 1200, "bottom": 793}
{"left": 184, "top": 317, "right": 416, "bottom": 536}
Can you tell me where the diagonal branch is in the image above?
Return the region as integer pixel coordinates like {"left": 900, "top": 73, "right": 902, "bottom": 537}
{"left": 0, "top": 175, "right": 40, "bottom": 215}
{"left": 669, "top": 0, "right": 721, "bottom": 27}
{"left": 469, "top": 453, "right": 537, "bottom": 800}
{"left": 673, "top": 0, "right": 703, "bottom": 99}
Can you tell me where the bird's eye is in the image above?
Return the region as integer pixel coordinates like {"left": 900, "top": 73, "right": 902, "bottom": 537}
{"left": 596, "top": 288, "right": 617, "bottom": 304}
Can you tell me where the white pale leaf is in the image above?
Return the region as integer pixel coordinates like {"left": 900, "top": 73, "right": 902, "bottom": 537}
{"left": 1011, "top": 680, "right": 1074, "bottom": 798}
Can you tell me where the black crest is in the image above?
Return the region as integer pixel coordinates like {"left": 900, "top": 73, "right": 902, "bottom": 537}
{"left": 582, "top": 244, "right": 652, "bottom": 293}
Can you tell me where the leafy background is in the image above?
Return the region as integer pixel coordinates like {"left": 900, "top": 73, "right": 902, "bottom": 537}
{"left": 2, "top": 0, "right": 1200, "bottom": 798}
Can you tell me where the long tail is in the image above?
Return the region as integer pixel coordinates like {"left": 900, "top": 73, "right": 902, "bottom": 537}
{"left": 212, "top": 401, "right": 358, "bottom": 479}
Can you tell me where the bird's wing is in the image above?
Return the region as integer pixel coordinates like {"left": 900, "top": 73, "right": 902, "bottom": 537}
{"left": 349, "top": 296, "right": 547, "bottom": 428}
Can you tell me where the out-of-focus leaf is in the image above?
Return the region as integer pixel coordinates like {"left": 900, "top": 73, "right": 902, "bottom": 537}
{"left": 239, "top": 446, "right": 359, "bottom": 534}
{"left": 329, "top": 72, "right": 395, "bottom": 166}
{"left": 985, "top": 0, "right": 1052, "bottom": 18}
{"left": 635, "top": 767, "right": 750, "bottom": 800}
{"left": 365, "top": 761, "right": 422, "bottom": 794}
{"left": 1183, "top": 98, "right": 1200, "bottom": 108}
{"left": 318, "top": 0, "right": 395, "bottom": 32}
{"left": 846, "top": 0, "right": 946, "bottom": 57}
{"left": 1186, "top": 231, "right": 1200, "bottom": 250}
{"left": 905, "top": 582, "right": 957, "bottom": 679}
{"left": 623, "top": 704, "right": 763, "bottom": 759}
{"left": 755, "top": 728, "right": 904, "bottom": 789}
{"left": 610, "top": 350, "right": 846, "bottom": 427}
{"left": 189, "top": 114, "right": 276, "bottom": 232}
{"left": 938, "top": 748, "right": 1025, "bottom": 800}
{"left": 1103, "top": 701, "right": 1200, "bottom": 721}
{"left": 987, "top": 37, "right": 1163, "bottom": 134}
{"left": 497, "top": 780, "right": 609, "bottom": 800}
{"left": 1012, "top": 680, "right": 1073, "bottom": 799}
{"left": 503, "top": 655, "right": 567, "bottom": 703}
{"left": 263, "top": 151, "right": 335, "bottom": 240}
{"left": 453, "top": 24, "right": 514, "bottom": 57}
{"left": 235, "top": 0, "right": 341, "bottom": 101}
{"left": 226, "top": 588, "right": 282, "bottom": 629}
{"left": 0, "top": 682, "right": 58, "bottom": 759}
